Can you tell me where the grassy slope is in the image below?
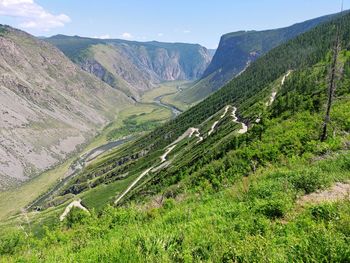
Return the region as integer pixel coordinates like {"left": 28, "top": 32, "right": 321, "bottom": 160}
{"left": 1, "top": 93, "right": 350, "bottom": 261}
{"left": 88, "top": 44, "right": 138, "bottom": 97}
{"left": 170, "top": 72, "right": 215, "bottom": 106}
{"left": 0, "top": 161, "right": 71, "bottom": 221}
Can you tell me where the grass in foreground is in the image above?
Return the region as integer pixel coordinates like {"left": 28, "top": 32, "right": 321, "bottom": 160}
{"left": 1, "top": 92, "right": 350, "bottom": 261}
{"left": 0, "top": 148, "right": 349, "bottom": 262}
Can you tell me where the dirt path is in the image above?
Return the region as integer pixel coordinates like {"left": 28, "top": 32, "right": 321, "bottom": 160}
{"left": 160, "top": 127, "right": 203, "bottom": 162}
{"left": 298, "top": 182, "right": 350, "bottom": 205}
{"left": 208, "top": 106, "right": 230, "bottom": 136}
{"left": 170, "top": 127, "right": 203, "bottom": 146}
{"left": 114, "top": 167, "right": 154, "bottom": 205}
{"left": 189, "top": 127, "right": 203, "bottom": 143}
{"left": 60, "top": 199, "right": 89, "bottom": 221}
{"left": 207, "top": 105, "right": 248, "bottom": 135}
{"left": 208, "top": 121, "right": 219, "bottom": 136}
{"left": 160, "top": 145, "right": 177, "bottom": 162}
{"left": 266, "top": 70, "right": 292, "bottom": 107}
{"left": 231, "top": 107, "right": 248, "bottom": 134}
{"left": 281, "top": 70, "right": 292, "bottom": 85}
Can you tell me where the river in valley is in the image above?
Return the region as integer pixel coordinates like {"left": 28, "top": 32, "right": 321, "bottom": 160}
{"left": 26, "top": 137, "right": 131, "bottom": 210}
{"left": 154, "top": 94, "right": 182, "bottom": 118}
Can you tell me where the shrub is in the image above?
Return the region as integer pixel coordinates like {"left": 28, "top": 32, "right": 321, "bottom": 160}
{"left": 0, "top": 231, "right": 25, "bottom": 255}
{"left": 256, "top": 199, "right": 287, "bottom": 219}
{"left": 162, "top": 198, "right": 175, "bottom": 210}
{"left": 65, "top": 207, "right": 90, "bottom": 228}
{"left": 310, "top": 203, "right": 339, "bottom": 222}
{"left": 289, "top": 168, "right": 329, "bottom": 194}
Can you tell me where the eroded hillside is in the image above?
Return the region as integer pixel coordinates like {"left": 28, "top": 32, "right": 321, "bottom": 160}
{"left": 0, "top": 26, "right": 131, "bottom": 188}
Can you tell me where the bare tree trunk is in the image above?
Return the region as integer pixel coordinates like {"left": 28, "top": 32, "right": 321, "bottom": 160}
{"left": 320, "top": 32, "right": 340, "bottom": 141}
{"left": 320, "top": 1, "right": 344, "bottom": 141}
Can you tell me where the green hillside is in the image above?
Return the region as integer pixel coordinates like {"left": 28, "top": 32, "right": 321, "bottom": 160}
{"left": 1, "top": 11, "right": 350, "bottom": 263}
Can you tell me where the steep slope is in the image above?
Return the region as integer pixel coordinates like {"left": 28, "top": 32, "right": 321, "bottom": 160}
{"left": 176, "top": 11, "right": 345, "bottom": 104}
{"left": 0, "top": 25, "right": 130, "bottom": 189}
{"left": 29, "top": 11, "right": 350, "bottom": 212}
{"left": 2, "top": 11, "right": 350, "bottom": 262}
{"left": 46, "top": 35, "right": 212, "bottom": 99}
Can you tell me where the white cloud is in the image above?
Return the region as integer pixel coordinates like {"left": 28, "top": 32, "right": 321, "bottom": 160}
{"left": 93, "top": 34, "right": 111, "bottom": 39}
{"left": 183, "top": 30, "right": 191, "bottom": 34}
{"left": 121, "top": 32, "right": 132, "bottom": 39}
{"left": 0, "top": 0, "right": 71, "bottom": 31}
{"left": 157, "top": 33, "right": 163, "bottom": 37}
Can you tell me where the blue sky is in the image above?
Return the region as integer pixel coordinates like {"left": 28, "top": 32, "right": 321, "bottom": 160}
{"left": 0, "top": 0, "right": 349, "bottom": 48}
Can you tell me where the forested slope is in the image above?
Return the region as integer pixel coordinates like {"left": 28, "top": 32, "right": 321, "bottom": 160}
{"left": 176, "top": 11, "right": 346, "bottom": 104}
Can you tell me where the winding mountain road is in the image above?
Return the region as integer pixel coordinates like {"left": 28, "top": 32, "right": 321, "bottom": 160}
{"left": 114, "top": 102, "right": 252, "bottom": 205}
{"left": 208, "top": 105, "right": 248, "bottom": 136}
{"left": 231, "top": 107, "right": 248, "bottom": 134}
{"left": 114, "top": 167, "right": 154, "bottom": 205}
{"left": 115, "top": 126, "right": 205, "bottom": 204}
{"left": 267, "top": 70, "right": 292, "bottom": 106}
{"left": 208, "top": 106, "right": 231, "bottom": 135}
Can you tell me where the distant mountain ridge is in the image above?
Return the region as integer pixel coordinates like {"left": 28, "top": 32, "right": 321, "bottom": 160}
{"left": 177, "top": 11, "right": 347, "bottom": 105}
{"left": 46, "top": 35, "right": 212, "bottom": 99}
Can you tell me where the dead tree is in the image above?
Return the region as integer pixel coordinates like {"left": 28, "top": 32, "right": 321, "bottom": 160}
{"left": 320, "top": 25, "right": 341, "bottom": 141}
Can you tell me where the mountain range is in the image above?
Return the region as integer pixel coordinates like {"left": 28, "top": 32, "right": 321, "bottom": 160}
{"left": 46, "top": 35, "right": 212, "bottom": 99}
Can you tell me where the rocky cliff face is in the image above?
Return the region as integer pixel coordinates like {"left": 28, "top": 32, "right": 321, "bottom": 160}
{"left": 46, "top": 36, "right": 212, "bottom": 99}
{"left": 179, "top": 12, "right": 342, "bottom": 105}
{"left": 0, "top": 26, "right": 130, "bottom": 189}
